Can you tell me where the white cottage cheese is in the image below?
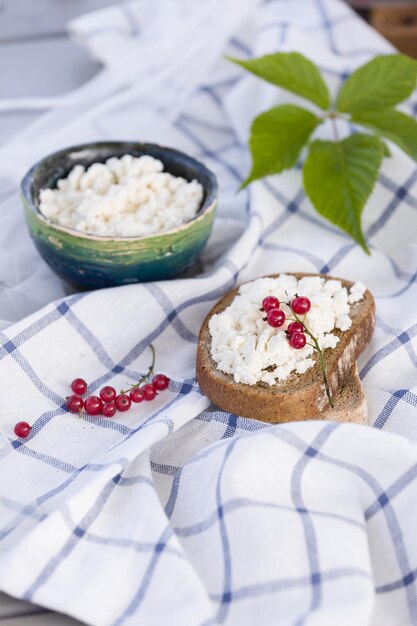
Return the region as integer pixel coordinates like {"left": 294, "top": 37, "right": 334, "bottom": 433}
{"left": 38, "top": 154, "right": 204, "bottom": 237}
{"left": 209, "top": 275, "right": 367, "bottom": 386}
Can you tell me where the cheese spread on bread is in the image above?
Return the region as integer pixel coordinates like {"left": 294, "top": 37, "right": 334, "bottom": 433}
{"left": 209, "top": 275, "right": 366, "bottom": 385}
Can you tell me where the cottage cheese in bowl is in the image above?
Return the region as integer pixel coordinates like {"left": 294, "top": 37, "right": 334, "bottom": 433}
{"left": 39, "top": 154, "right": 204, "bottom": 237}
{"left": 208, "top": 274, "right": 366, "bottom": 386}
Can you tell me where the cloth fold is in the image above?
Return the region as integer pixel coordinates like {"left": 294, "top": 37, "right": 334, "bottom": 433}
{"left": 0, "top": 1, "right": 417, "bottom": 625}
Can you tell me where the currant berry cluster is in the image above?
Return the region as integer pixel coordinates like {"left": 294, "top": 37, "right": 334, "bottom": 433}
{"left": 261, "top": 292, "right": 334, "bottom": 408}
{"left": 262, "top": 295, "right": 311, "bottom": 350}
{"left": 12, "top": 346, "right": 168, "bottom": 438}
{"left": 65, "top": 344, "right": 169, "bottom": 419}
{"left": 66, "top": 373, "right": 170, "bottom": 418}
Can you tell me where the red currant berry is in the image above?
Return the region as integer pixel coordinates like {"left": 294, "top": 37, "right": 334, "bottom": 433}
{"left": 102, "top": 402, "right": 116, "bottom": 418}
{"left": 289, "top": 332, "right": 307, "bottom": 349}
{"left": 130, "top": 388, "right": 145, "bottom": 403}
{"left": 84, "top": 396, "right": 103, "bottom": 416}
{"left": 287, "top": 322, "right": 304, "bottom": 335}
{"left": 152, "top": 374, "right": 170, "bottom": 391}
{"left": 14, "top": 421, "right": 31, "bottom": 438}
{"left": 67, "top": 394, "right": 84, "bottom": 413}
{"left": 141, "top": 384, "right": 156, "bottom": 401}
{"left": 71, "top": 378, "right": 87, "bottom": 395}
{"left": 291, "top": 296, "right": 311, "bottom": 315}
{"left": 262, "top": 296, "right": 280, "bottom": 312}
{"left": 115, "top": 395, "right": 131, "bottom": 412}
{"left": 100, "top": 386, "right": 116, "bottom": 403}
{"left": 266, "top": 308, "right": 286, "bottom": 328}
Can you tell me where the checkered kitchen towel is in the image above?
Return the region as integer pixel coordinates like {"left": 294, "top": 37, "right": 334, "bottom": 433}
{"left": 0, "top": 1, "right": 417, "bottom": 624}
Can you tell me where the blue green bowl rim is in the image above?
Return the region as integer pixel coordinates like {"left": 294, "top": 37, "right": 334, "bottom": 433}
{"left": 20, "top": 140, "right": 218, "bottom": 242}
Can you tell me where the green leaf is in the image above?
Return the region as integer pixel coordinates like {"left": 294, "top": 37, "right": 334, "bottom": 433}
{"left": 228, "top": 52, "right": 330, "bottom": 110}
{"left": 336, "top": 54, "right": 417, "bottom": 114}
{"left": 382, "top": 141, "right": 391, "bottom": 158}
{"left": 242, "top": 104, "right": 322, "bottom": 187}
{"left": 351, "top": 108, "right": 417, "bottom": 161}
{"left": 302, "top": 134, "right": 384, "bottom": 252}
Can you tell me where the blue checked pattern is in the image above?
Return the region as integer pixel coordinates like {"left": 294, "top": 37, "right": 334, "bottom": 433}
{"left": 0, "top": 0, "right": 417, "bottom": 625}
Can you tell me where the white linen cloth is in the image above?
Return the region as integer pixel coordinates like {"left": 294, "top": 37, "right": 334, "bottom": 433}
{"left": 0, "top": 1, "right": 417, "bottom": 625}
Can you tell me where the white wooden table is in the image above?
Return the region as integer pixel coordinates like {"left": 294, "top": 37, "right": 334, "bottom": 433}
{"left": 0, "top": 2, "right": 122, "bottom": 623}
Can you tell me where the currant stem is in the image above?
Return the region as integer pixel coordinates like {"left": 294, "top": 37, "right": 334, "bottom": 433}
{"left": 290, "top": 309, "right": 334, "bottom": 409}
{"left": 310, "top": 335, "right": 334, "bottom": 409}
{"left": 120, "top": 344, "right": 156, "bottom": 394}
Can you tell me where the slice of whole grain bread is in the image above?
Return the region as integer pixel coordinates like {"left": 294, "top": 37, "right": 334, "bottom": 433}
{"left": 196, "top": 272, "right": 375, "bottom": 423}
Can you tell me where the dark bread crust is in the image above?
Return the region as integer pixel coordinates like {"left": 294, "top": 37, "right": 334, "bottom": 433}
{"left": 196, "top": 273, "right": 375, "bottom": 423}
{"left": 320, "top": 365, "right": 367, "bottom": 425}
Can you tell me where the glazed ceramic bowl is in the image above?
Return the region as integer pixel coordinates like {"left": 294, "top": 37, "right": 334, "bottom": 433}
{"left": 21, "top": 141, "right": 218, "bottom": 289}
